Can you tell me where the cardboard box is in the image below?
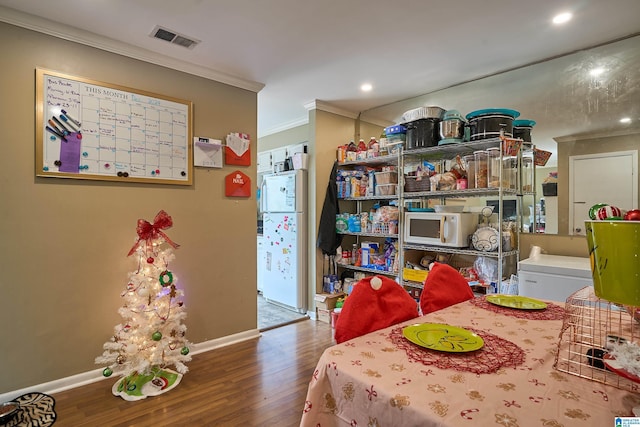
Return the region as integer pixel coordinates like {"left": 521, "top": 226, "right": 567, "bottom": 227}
{"left": 316, "top": 307, "right": 332, "bottom": 324}
{"left": 331, "top": 308, "right": 341, "bottom": 328}
{"left": 314, "top": 292, "right": 344, "bottom": 310}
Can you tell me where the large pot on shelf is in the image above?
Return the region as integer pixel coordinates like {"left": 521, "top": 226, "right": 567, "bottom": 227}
{"left": 466, "top": 108, "right": 520, "bottom": 141}
{"left": 439, "top": 110, "right": 467, "bottom": 144}
{"left": 513, "top": 119, "right": 536, "bottom": 142}
{"left": 405, "top": 118, "right": 441, "bottom": 149}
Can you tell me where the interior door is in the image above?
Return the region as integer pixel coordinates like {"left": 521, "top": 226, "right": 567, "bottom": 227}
{"left": 569, "top": 151, "right": 637, "bottom": 235}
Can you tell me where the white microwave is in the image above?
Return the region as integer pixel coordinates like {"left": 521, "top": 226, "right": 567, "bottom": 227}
{"left": 404, "top": 212, "right": 477, "bottom": 248}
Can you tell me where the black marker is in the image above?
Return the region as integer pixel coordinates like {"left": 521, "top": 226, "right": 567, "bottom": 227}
{"left": 60, "top": 114, "right": 80, "bottom": 132}
{"left": 52, "top": 116, "right": 72, "bottom": 134}
{"left": 60, "top": 109, "right": 81, "bottom": 127}
{"left": 48, "top": 119, "right": 67, "bottom": 136}
{"left": 46, "top": 126, "right": 67, "bottom": 142}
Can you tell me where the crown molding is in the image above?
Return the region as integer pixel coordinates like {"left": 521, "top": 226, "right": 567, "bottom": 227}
{"left": 304, "top": 100, "right": 358, "bottom": 120}
{"left": 0, "top": 6, "right": 264, "bottom": 93}
{"left": 258, "top": 115, "right": 309, "bottom": 138}
{"left": 554, "top": 128, "right": 640, "bottom": 143}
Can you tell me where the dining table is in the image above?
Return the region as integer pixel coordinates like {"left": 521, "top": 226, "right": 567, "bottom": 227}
{"left": 300, "top": 295, "right": 640, "bottom": 426}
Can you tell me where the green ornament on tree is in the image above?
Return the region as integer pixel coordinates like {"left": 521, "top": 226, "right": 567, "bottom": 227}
{"left": 181, "top": 346, "right": 190, "bottom": 355}
{"left": 159, "top": 270, "right": 173, "bottom": 287}
{"left": 103, "top": 367, "right": 113, "bottom": 377}
{"left": 152, "top": 331, "right": 162, "bottom": 341}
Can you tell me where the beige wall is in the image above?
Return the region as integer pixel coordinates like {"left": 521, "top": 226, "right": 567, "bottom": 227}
{"left": 520, "top": 234, "right": 589, "bottom": 259}
{"left": 357, "top": 120, "right": 386, "bottom": 145}
{"left": 0, "top": 22, "right": 258, "bottom": 394}
{"left": 311, "top": 110, "right": 360, "bottom": 299}
{"left": 258, "top": 124, "right": 309, "bottom": 152}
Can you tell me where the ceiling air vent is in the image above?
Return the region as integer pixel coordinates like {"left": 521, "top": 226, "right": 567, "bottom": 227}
{"left": 150, "top": 25, "right": 200, "bottom": 49}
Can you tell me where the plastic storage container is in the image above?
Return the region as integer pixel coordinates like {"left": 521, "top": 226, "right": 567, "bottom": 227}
{"left": 375, "top": 184, "right": 397, "bottom": 196}
{"left": 521, "top": 147, "right": 534, "bottom": 192}
{"left": 474, "top": 150, "right": 488, "bottom": 188}
{"left": 503, "top": 155, "right": 517, "bottom": 190}
{"left": 374, "top": 171, "right": 398, "bottom": 185}
{"left": 463, "top": 154, "right": 476, "bottom": 189}
{"left": 487, "top": 147, "right": 501, "bottom": 188}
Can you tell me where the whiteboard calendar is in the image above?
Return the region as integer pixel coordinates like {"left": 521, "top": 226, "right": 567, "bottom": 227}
{"left": 36, "top": 68, "right": 193, "bottom": 185}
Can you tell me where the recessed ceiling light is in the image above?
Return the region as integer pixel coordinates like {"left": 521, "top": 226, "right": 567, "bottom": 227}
{"left": 360, "top": 83, "right": 373, "bottom": 92}
{"left": 552, "top": 12, "right": 572, "bottom": 24}
{"left": 620, "top": 117, "right": 632, "bottom": 124}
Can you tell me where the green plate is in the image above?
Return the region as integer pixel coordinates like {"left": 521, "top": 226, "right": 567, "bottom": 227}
{"left": 486, "top": 294, "right": 547, "bottom": 310}
{"left": 402, "top": 323, "right": 484, "bottom": 352}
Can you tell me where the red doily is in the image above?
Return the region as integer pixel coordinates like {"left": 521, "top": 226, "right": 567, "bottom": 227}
{"left": 389, "top": 325, "right": 525, "bottom": 374}
{"left": 470, "top": 296, "right": 565, "bottom": 320}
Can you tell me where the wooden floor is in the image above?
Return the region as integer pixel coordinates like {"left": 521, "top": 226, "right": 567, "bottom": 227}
{"left": 53, "top": 319, "right": 335, "bottom": 426}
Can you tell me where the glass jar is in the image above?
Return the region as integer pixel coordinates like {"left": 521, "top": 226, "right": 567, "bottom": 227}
{"left": 473, "top": 150, "right": 488, "bottom": 188}
{"left": 463, "top": 154, "right": 475, "bottom": 189}
{"left": 486, "top": 147, "right": 501, "bottom": 188}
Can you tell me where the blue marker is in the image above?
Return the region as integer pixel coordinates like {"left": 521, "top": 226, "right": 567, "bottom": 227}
{"left": 60, "top": 114, "right": 80, "bottom": 132}
{"left": 46, "top": 125, "right": 67, "bottom": 142}
{"left": 52, "top": 116, "right": 72, "bottom": 135}
{"left": 60, "top": 109, "right": 81, "bottom": 127}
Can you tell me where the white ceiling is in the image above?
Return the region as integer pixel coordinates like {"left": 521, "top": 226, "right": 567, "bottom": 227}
{"left": 1, "top": 0, "right": 639, "bottom": 157}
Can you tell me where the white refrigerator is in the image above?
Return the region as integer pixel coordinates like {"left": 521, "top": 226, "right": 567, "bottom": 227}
{"left": 259, "top": 170, "right": 308, "bottom": 313}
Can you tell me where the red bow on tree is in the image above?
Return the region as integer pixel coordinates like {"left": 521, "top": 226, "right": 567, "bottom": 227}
{"left": 127, "top": 210, "right": 180, "bottom": 256}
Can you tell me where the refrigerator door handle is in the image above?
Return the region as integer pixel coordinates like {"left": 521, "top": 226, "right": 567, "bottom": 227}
{"left": 260, "top": 178, "right": 268, "bottom": 213}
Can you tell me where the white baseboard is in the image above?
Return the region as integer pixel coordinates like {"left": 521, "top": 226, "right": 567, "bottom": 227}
{"left": 0, "top": 329, "right": 261, "bottom": 403}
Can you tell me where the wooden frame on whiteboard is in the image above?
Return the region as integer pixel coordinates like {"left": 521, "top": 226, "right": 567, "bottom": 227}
{"left": 35, "top": 68, "right": 193, "bottom": 185}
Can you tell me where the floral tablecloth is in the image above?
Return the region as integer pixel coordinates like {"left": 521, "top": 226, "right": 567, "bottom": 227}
{"left": 300, "top": 298, "right": 640, "bottom": 426}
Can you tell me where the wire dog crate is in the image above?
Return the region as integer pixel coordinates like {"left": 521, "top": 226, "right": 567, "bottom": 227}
{"left": 554, "top": 286, "right": 640, "bottom": 392}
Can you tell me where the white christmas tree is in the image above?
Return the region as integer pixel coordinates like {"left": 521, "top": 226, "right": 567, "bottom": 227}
{"left": 96, "top": 210, "right": 192, "bottom": 401}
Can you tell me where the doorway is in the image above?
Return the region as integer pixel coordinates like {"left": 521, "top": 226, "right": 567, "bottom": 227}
{"left": 257, "top": 234, "right": 308, "bottom": 330}
{"left": 569, "top": 150, "right": 638, "bottom": 235}
{"left": 257, "top": 292, "right": 308, "bottom": 330}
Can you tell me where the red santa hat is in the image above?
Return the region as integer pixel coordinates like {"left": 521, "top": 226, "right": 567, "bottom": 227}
{"left": 334, "top": 275, "right": 419, "bottom": 344}
{"left": 420, "top": 262, "right": 474, "bottom": 314}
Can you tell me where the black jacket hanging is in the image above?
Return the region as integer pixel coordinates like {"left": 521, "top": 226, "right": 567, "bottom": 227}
{"left": 317, "top": 161, "right": 342, "bottom": 255}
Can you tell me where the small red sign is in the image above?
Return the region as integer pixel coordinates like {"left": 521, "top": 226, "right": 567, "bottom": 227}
{"left": 225, "top": 170, "right": 251, "bottom": 197}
